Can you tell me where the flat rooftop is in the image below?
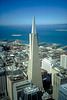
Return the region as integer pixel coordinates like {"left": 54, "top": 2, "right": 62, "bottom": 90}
{"left": 55, "top": 71, "right": 67, "bottom": 79}
{"left": 9, "top": 74, "right": 27, "bottom": 82}
{"left": 24, "top": 85, "right": 39, "bottom": 94}
{"left": 54, "top": 65, "right": 67, "bottom": 72}
{"left": 59, "top": 83, "right": 67, "bottom": 95}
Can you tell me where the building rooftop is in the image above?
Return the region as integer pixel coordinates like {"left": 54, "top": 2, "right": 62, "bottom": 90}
{"left": 59, "top": 83, "right": 67, "bottom": 95}
{"left": 0, "top": 67, "right": 5, "bottom": 75}
{"left": 9, "top": 74, "right": 27, "bottom": 82}
{"left": 55, "top": 71, "right": 67, "bottom": 79}
{"left": 24, "top": 85, "right": 39, "bottom": 94}
{"left": 54, "top": 65, "right": 67, "bottom": 72}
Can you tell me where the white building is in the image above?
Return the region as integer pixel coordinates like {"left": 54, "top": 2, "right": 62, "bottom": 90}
{"left": 42, "top": 58, "right": 55, "bottom": 73}
{"left": 60, "top": 54, "right": 67, "bottom": 69}
{"left": 27, "top": 16, "right": 43, "bottom": 88}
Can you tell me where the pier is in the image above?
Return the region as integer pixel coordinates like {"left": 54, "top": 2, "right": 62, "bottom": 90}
{"left": 60, "top": 46, "right": 67, "bottom": 50}
{"left": 38, "top": 42, "right": 46, "bottom": 46}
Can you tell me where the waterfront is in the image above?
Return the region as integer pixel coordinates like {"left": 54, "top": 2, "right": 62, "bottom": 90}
{"left": 0, "top": 24, "right": 67, "bottom": 45}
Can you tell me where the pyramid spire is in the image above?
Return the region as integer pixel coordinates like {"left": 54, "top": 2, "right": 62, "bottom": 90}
{"left": 31, "top": 16, "right": 36, "bottom": 34}
{"left": 28, "top": 16, "right": 43, "bottom": 89}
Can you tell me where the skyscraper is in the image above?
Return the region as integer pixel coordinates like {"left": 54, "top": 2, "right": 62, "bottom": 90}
{"left": 53, "top": 72, "right": 67, "bottom": 100}
{"left": 7, "top": 74, "right": 30, "bottom": 100}
{"left": 58, "top": 83, "right": 67, "bottom": 100}
{"left": 27, "top": 16, "right": 43, "bottom": 88}
{"left": 42, "top": 58, "right": 55, "bottom": 73}
{"left": 60, "top": 54, "right": 67, "bottom": 69}
{"left": 20, "top": 84, "right": 42, "bottom": 100}
{"left": 0, "top": 68, "right": 6, "bottom": 97}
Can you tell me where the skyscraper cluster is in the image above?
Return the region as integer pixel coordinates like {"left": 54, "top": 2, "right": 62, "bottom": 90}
{"left": 0, "top": 16, "right": 67, "bottom": 100}
{"left": 6, "top": 16, "right": 43, "bottom": 100}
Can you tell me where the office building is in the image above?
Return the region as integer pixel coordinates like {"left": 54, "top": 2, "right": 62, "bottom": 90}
{"left": 7, "top": 74, "right": 30, "bottom": 100}
{"left": 0, "top": 46, "right": 3, "bottom": 52}
{"left": 52, "top": 66, "right": 64, "bottom": 86}
{"left": 58, "top": 83, "right": 67, "bottom": 100}
{"left": 0, "top": 68, "right": 6, "bottom": 96}
{"left": 60, "top": 54, "right": 67, "bottom": 69}
{"left": 20, "top": 82, "right": 42, "bottom": 100}
{"left": 27, "top": 16, "right": 43, "bottom": 88}
{"left": 53, "top": 71, "right": 67, "bottom": 100}
{"left": 42, "top": 58, "right": 55, "bottom": 73}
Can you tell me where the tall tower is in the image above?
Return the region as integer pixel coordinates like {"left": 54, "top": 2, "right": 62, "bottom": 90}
{"left": 60, "top": 54, "right": 67, "bottom": 69}
{"left": 27, "top": 16, "right": 43, "bottom": 88}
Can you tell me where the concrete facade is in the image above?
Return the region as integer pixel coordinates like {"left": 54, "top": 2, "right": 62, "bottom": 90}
{"left": 53, "top": 72, "right": 67, "bottom": 100}
{"left": 7, "top": 74, "right": 30, "bottom": 100}
{"left": 28, "top": 16, "right": 43, "bottom": 88}
{"left": 60, "top": 54, "right": 67, "bottom": 69}
{"left": 42, "top": 58, "right": 55, "bottom": 73}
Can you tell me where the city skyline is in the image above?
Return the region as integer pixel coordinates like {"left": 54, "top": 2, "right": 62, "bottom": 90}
{"left": 0, "top": 0, "right": 67, "bottom": 26}
{"left": 0, "top": 14, "right": 67, "bottom": 100}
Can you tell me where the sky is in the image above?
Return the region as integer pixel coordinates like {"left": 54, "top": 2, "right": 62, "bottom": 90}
{"left": 0, "top": 0, "right": 67, "bottom": 26}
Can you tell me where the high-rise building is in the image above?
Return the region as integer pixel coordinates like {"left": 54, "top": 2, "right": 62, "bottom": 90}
{"left": 20, "top": 82, "right": 42, "bottom": 100}
{"left": 52, "top": 66, "right": 64, "bottom": 86}
{"left": 60, "top": 54, "right": 67, "bottom": 69}
{"left": 27, "top": 16, "right": 43, "bottom": 88}
{"left": 42, "top": 58, "right": 55, "bottom": 73}
{"left": 7, "top": 74, "right": 30, "bottom": 100}
{"left": 0, "top": 68, "right": 6, "bottom": 96}
{"left": 53, "top": 71, "right": 67, "bottom": 100}
{"left": 58, "top": 83, "right": 67, "bottom": 100}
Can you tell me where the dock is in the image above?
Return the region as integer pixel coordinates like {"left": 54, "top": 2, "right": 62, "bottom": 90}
{"left": 38, "top": 42, "right": 46, "bottom": 46}
{"left": 60, "top": 46, "right": 67, "bottom": 50}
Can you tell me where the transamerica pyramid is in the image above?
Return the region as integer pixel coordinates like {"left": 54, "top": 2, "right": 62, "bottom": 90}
{"left": 27, "top": 16, "right": 43, "bottom": 88}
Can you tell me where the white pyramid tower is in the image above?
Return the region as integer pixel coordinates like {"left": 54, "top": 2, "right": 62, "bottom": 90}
{"left": 28, "top": 16, "right": 43, "bottom": 88}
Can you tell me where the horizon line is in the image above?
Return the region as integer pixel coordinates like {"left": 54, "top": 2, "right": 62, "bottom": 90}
{"left": 0, "top": 23, "right": 67, "bottom": 27}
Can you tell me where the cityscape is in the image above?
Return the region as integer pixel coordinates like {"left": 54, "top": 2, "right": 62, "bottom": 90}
{"left": 0, "top": 0, "right": 67, "bottom": 100}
